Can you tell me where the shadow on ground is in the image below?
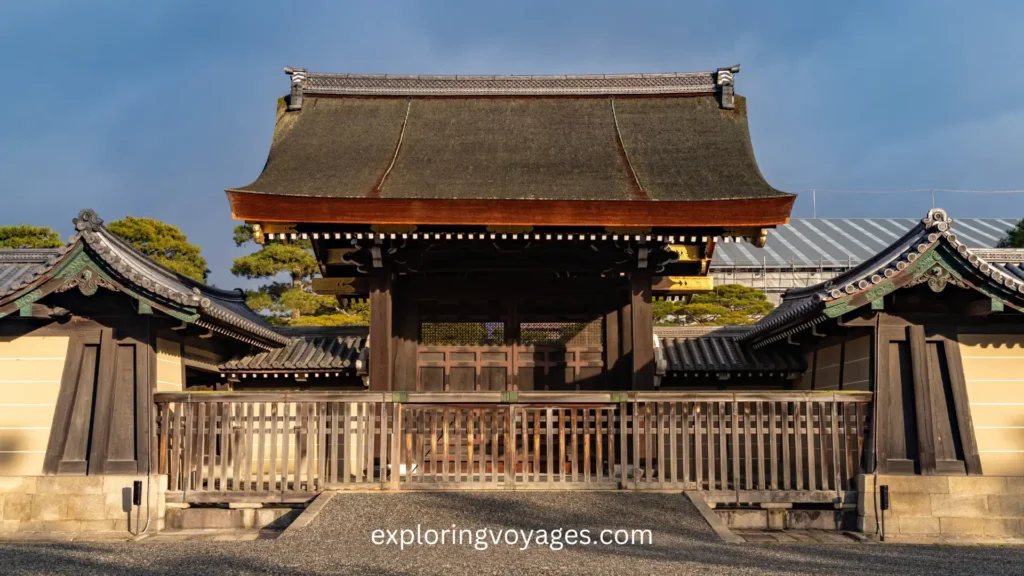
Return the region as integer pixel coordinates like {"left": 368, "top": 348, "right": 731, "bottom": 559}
{"left": 1, "top": 492, "right": 1021, "bottom": 575}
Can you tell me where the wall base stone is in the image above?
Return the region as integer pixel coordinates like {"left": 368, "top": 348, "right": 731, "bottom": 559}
{"left": 858, "top": 474, "right": 1024, "bottom": 538}
{"left": 0, "top": 475, "right": 167, "bottom": 535}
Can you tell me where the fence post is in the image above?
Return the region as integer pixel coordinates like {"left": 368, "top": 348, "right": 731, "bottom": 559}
{"left": 632, "top": 401, "right": 641, "bottom": 490}
{"left": 379, "top": 402, "right": 389, "bottom": 490}
{"left": 619, "top": 400, "right": 628, "bottom": 488}
{"left": 390, "top": 399, "right": 402, "bottom": 491}
{"left": 506, "top": 403, "right": 517, "bottom": 490}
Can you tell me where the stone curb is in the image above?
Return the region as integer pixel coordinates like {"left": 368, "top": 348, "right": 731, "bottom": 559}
{"left": 281, "top": 492, "right": 336, "bottom": 537}
{"left": 684, "top": 491, "right": 743, "bottom": 544}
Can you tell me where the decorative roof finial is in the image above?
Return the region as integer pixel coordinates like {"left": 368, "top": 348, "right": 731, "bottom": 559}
{"left": 716, "top": 65, "right": 740, "bottom": 110}
{"left": 923, "top": 208, "right": 951, "bottom": 231}
{"left": 284, "top": 67, "right": 307, "bottom": 111}
{"left": 73, "top": 209, "right": 103, "bottom": 232}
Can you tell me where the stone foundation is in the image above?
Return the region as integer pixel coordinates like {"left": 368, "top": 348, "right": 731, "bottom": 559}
{"left": 0, "top": 475, "right": 167, "bottom": 534}
{"left": 858, "top": 474, "right": 1024, "bottom": 538}
{"left": 165, "top": 506, "right": 300, "bottom": 530}
{"left": 716, "top": 507, "right": 854, "bottom": 530}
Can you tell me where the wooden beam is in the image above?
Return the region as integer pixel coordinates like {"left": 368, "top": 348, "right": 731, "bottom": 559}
{"left": 369, "top": 273, "right": 393, "bottom": 391}
{"left": 631, "top": 270, "right": 655, "bottom": 390}
{"left": 227, "top": 192, "right": 796, "bottom": 228}
{"left": 311, "top": 277, "right": 370, "bottom": 297}
{"left": 942, "top": 336, "right": 983, "bottom": 475}
{"left": 908, "top": 325, "right": 937, "bottom": 475}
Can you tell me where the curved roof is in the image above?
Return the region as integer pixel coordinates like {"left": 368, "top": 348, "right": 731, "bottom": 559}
{"left": 0, "top": 210, "right": 289, "bottom": 348}
{"left": 744, "top": 209, "right": 1024, "bottom": 347}
{"left": 0, "top": 249, "right": 65, "bottom": 299}
{"left": 227, "top": 68, "right": 793, "bottom": 226}
{"left": 656, "top": 326, "right": 804, "bottom": 374}
{"left": 221, "top": 327, "right": 367, "bottom": 374}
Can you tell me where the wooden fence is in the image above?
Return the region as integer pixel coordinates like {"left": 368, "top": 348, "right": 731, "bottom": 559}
{"left": 153, "top": 391, "right": 871, "bottom": 503}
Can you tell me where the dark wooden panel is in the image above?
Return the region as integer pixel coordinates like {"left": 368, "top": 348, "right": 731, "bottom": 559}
{"left": 228, "top": 192, "right": 796, "bottom": 228}
{"left": 86, "top": 328, "right": 117, "bottom": 473}
{"left": 908, "top": 325, "right": 937, "bottom": 475}
{"left": 925, "top": 341, "right": 965, "bottom": 467}
{"left": 369, "top": 274, "right": 393, "bottom": 391}
{"left": 107, "top": 344, "right": 138, "bottom": 464}
{"left": 604, "top": 307, "right": 620, "bottom": 389}
{"left": 449, "top": 367, "right": 476, "bottom": 391}
{"left": 393, "top": 295, "right": 418, "bottom": 391}
{"left": 631, "top": 270, "right": 655, "bottom": 390}
{"left": 53, "top": 340, "right": 100, "bottom": 474}
{"left": 480, "top": 367, "right": 507, "bottom": 391}
{"left": 942, "top": 337, "right": 983, "bottom": 475}
{"left": 420, "top": 367, "right": 444, "bottom": 391}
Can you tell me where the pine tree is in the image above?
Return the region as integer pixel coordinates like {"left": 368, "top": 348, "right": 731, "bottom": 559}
{"left": 0, "top": 225, "right": 64, "bottom": 249}
{"left": 996, "top": 218, "right": 1024, "bottom": 248}
{"left": 232, "top": 224, "right": 368, "bottom": 325}
{"left": 658, "top": 284, "right": 774, "bottom": 326}
{"left": 107, "top": 216, "right": 209, "bottom": 281}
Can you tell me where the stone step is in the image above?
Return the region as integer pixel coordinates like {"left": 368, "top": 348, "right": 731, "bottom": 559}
{"left": 165, "top": 507, "right": 301, "bottom": 530}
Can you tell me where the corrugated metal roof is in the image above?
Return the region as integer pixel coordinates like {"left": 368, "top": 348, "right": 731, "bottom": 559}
{"left": 656, "top": 326, "right": 804, "bottom": 374}
{"left": 713, "top": 218, "right": 1016, "bottom": 269}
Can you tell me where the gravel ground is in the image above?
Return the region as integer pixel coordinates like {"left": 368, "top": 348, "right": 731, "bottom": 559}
{"left": 1, "top": 492, "right": 1021, "bottom": 575}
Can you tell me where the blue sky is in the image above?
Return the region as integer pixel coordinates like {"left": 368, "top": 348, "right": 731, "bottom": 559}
{"left": 2, "top": 1, "right": 1023, "bottom": 287}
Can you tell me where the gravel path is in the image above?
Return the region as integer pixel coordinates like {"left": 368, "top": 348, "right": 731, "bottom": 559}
{"left": 1, "top": 492, "right": 1021, "bottom": 575}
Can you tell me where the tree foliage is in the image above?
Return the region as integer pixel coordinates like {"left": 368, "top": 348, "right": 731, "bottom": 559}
{"left": 656, "top": 284, "right": 774, "bottom": 326}
{"left": 232, "top": 224, "right": 368, "bottom": 325}
{"left": 0, "top": 225, "right": 64, "bottom": 249}
{"left": 107, "top": 216, "right": 208, "bottom": 281}
{"left": 996, "top": 218, "right": 1024, "bottom": 248}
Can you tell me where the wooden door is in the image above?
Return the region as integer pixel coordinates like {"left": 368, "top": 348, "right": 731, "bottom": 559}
{"left": 44, "top": 326, "right": 151, "bottom": 475}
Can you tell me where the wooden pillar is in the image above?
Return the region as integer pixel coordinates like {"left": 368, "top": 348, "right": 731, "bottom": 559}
{"left": 392, "top": 281, "right": 418, "bottom": 391}
{"left": 505, "top": 300, "right": 519, "bottom": 391}
{"left": 604, "top": 304, "right": 620, "bottom": 389}
{"left": 619, "top": 293, "right": 632, "bottom": 388}
{"left": 631, "top": 270, "right": 655, "bottom": 390}
{"left": 908, "top": 325, "right": 937, "bottom": 474}
{"left": 369, "top": 273, "right": 393, "bottom": 391}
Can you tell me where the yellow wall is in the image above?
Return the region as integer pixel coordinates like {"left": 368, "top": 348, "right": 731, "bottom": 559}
{"left": 156, "top": 337, "right": 184, "bottom": 392}
{"left": 0, "top": 336, "right": 69, "bottom": 475}
{"left": 959, "top": 334, "right": 1024, "bottom": 476}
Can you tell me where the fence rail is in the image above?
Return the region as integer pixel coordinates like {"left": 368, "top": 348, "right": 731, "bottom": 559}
{"left": 153, "top": 391, "right": 870, "bottom": 502}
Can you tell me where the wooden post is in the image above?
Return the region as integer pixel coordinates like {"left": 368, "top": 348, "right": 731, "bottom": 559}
{"left": 506, "top": 300, "right": 519, "bottom": 391}
{"left": 369, "top": 272, "right": 393, "bottom": 391}
{"left": 631, "top": 270, "right": 655, "bottom": 390}
{"left": 620, "top": 296, "right": 632, "bottom": 389}
{"left": 908, "top": 325, "right": 937, "bottom": 475}
{"left": 604, "top": 306, "right": 620, "bottom": 389}
{"left": 392, "top": 286, "right": 418, "bottom": 391}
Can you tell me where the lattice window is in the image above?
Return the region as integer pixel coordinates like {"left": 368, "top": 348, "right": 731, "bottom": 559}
{"left": 520, "top": 320, "right": 603, "bottom": 347}
{"left": 421, "top": 322, "right": 505, "bottom": 346}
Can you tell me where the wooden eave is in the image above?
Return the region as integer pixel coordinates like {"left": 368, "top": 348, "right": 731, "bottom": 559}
{"left": 226, "top": 192, "right": 795, "bottom": 229}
